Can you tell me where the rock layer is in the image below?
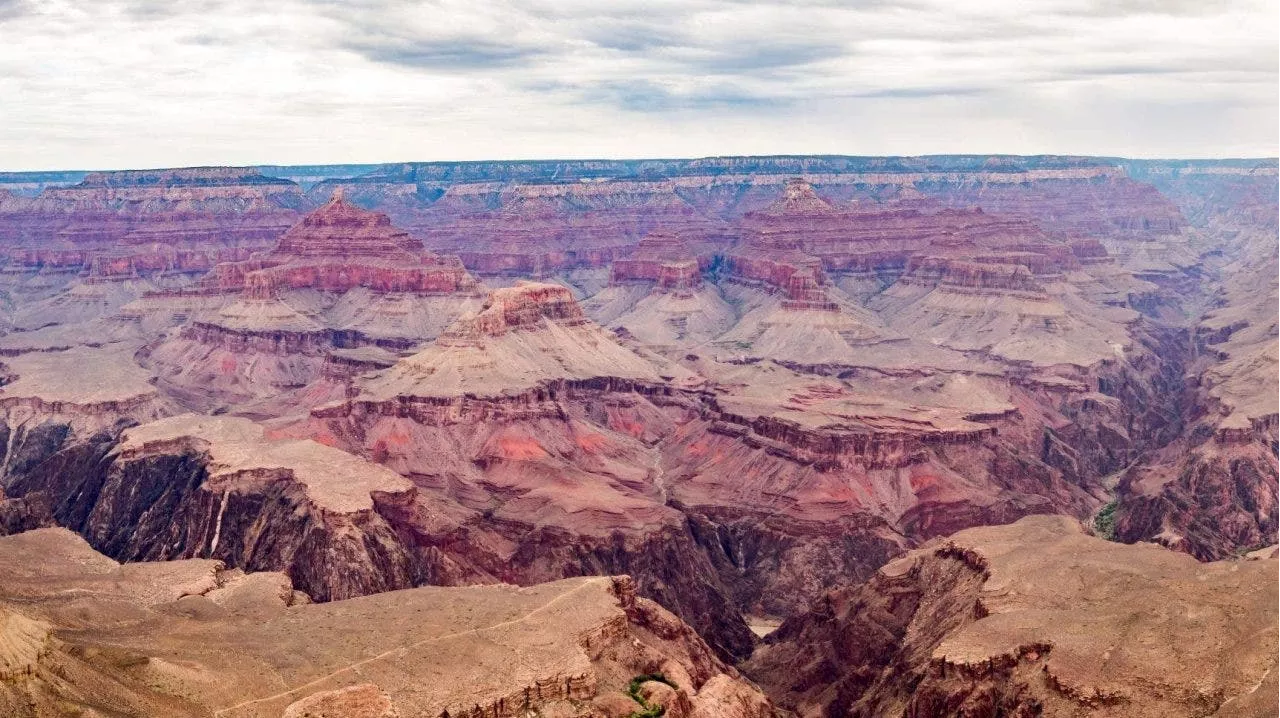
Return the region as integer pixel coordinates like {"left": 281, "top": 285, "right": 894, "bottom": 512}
{"left": 0, "top": 528, "right": 772, "bottom": 718}
{"left": 745, "top": 515, "right": 1278, "bottom": 718}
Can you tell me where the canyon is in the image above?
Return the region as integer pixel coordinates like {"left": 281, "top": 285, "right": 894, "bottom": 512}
{"left": 0, "top": 154, "right": 1274, "bottom": 715}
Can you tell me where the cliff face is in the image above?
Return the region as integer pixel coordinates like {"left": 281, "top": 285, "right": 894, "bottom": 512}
{"left": 291, "top": 157, "right": 1176, "bottom": 282}
{"left": 0, "top": 155, "right": 1272, "bottom": 712}
{"left": 191, "top": 192, "right": 479, "bottom": 298}
{"left": 0, "top": 345, "right": 174, "bottom": 488}
{"left": 0, "top": 374, "right": 762, "bottom": 661}
{"left": 462, "top": 281, "right": 589, "bottom": 334}
{"left": 745, "top": 515, "right": 1278, "bottom": 718}
{"left": 0, "top": 488, "right": 47, "bottom": 536}
{"left": 134, "top": 197, "right": 484, "bottom": 410}
{"left": 744, "top": 538, "right": 990, "bottom": 715}
{"left": 278, "top": 280, "right": 1197, "bottom": 644}
{"left": 0, "top": 167, "right": 303, "bottom": 264}
{"left": 900, "top": 256, "right": 1048, "bottom": 296}
{"left": 610, "top": 229, "right": 710, "bottom": 292}
{"left": 5, "top": 416, "right": 421, "bottom": 602}
{"left": 404, "top": 179, "right": 726, "bottom": 277}
{"left": 1101, "top": 167, "right": 1279, "bottom": 561}
{"left": 0, "top": 528, "right": 773, "bottom": 718}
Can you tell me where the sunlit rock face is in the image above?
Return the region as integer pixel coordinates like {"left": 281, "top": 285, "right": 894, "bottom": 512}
{"left": 745, "top": 515, "right": 1277, "bottom": 718}
{"left": 0, "top": 528, "right": 774, "bottom": 718}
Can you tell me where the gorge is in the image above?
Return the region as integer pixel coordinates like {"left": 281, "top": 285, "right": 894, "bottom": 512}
{"left": 0, "top": 154, "right": 1274, "bottom": 717}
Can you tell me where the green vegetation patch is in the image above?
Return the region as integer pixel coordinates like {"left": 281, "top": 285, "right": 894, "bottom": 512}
{"left": 625, "top": 673, "right": 675, "bottom": 718}
{"left": 1094, "top": 500, "right": 1119, "bottom": 541}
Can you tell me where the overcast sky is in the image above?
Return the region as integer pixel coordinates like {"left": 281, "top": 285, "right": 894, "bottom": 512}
{"left": 0, "top": 0, "right": 1276, "bottom": 170}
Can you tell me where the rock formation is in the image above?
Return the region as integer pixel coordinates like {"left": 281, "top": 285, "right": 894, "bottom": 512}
{"left": 141, "top": 193, "right": 484, "bottom": 410}
{"left": 1104, "top": 167, "right": 1280, "bottom": 560}
{"left": 0, "top": 528, "right": 773, "bottom": 718}
{"left": 586, "top": 230, "right": 736, "bottom": 348}
{"left": 0, "top": 167, "right": 304, "bottom": 268}
{"left": 201, "top": 189, "right": 478, "bottom": 298}
{"left": 745, "top": 515, "right": 1278, "bottom": 718}
{"left": 390, "top": 178, "right": 729, "bottom": 278}
{"left": 0, "top": 154, "right": 1272, "bottom": 714}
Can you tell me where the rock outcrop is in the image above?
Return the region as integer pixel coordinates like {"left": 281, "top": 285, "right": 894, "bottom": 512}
{"left": 201, "top": 190, "right": 478, "bottom": 298}
{"left": 405, "top": 178, "right": 731, "bottom": 277}
{"left": 0, "top": 344, "right": 172, "bottom": 487}
{"left": 587, "top": 230, "right": 736, "bottom": 347}
{"left": 140, "top": 194, "right": 484, "bottom": 409}
{"left": 0, "top": 528, "right": 773, "bottom": 718}
{"left": 6, "top": 414, "right": 418, "bottom": 602}
{"left": 745, "top": 515, "right": 1278, "bottom": 718}
{"left": 0, "top": 167, "right": 304, "bottom": 263}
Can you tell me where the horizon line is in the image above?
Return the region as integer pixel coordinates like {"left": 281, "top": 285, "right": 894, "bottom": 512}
{"left": 3, "top": 152, "right": 1278, "bottom": 176}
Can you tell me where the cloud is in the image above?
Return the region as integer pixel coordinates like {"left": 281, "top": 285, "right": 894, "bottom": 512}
{"left": 1060, "top": 0, "right": 1233, "bottom": 18}
{"left": 346, "top": 37, "right": 546, "bottom": 70}
{"left": 120, "top": 0, "right": 229, "bottom": 20}
{"left": 852, "top": 86, "right": 991, "bottom": 100}
{"left": 0, "top": 0, "right": 30, "bottom": 22}
{"left": 676, "top": 41, "right": 850, "bottom": 75}
{"left": 0, "top": 0, "right": 1274, "bottom": 170}
{"left": 570, "top": 79, "right": 787, "bottom": 112}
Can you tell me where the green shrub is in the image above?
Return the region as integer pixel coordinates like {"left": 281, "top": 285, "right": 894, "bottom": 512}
{"left": 624, "top": 674, "right": 674, "bottom": 718}
{"left": 1094, "top": 500, "right": 1119, "bottom": 540}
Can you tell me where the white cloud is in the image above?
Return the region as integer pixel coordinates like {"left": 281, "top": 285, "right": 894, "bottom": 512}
{"left": 0, "top": 0, "right": 1274, "bottom": 169}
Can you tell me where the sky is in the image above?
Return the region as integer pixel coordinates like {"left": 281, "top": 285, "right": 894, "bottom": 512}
{"left": 0, "top": 0, "right": 1276, "bottom": 170}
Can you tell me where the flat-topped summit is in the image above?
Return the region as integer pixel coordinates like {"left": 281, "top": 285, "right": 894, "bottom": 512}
{"left": 451, "top": 281, "right": 587, "bottom": 338}
{"left": 117, "top": 414, "right": 413, "bottom": 514}
{"left": 357, "top": 282, "right": 695, "bottom": 401}
{"left": 74, "top": 166, "right": 293, "bottom": 188}
{"left": 610, "top": 229, "right": 705, "bottom": 291}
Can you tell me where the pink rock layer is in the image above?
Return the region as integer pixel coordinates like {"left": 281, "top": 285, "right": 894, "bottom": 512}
{"left": 195, "top": 191, "right": 478, "bottom": 298}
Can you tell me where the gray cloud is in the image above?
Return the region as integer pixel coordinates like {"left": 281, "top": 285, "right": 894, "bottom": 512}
{"left": 0, "top": 0, "right": 1274, "bottom": 170}
{"left": 574, "top": 79, "right": 787, "bottom": 112}
{"left": 0, "top": 0, "right": 30, "bottom": 22}
{"left": 678, "top": 41, "right": 850, "bottom": 74}
{"left": 851, "top": 86, "right": 992, "bottom": 99}
{"left": 582, "top": 21, "right": 688, "bottom": 53}
{"left": 119, "top": 0, "right": 231, "bottom": 20}
{"left": 346, "top": 37, "right": 546, "bottom": 70}
{"left": 1062, "top": 0, "right": 1233, "bottom": 17}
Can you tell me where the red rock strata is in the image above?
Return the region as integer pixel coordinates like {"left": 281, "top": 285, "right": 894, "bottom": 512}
{"left": 275, "top": 158, "right": 1184, "bottom": 288}
{"left": 726, "top": 181, "right": 842, "bottom": 310}
{"left": 454, "top": 282, "right": 588, "bottom": 336}
{"left": 87, "top": 244, "right": 256, "bottom": 281}
{"left": 899, "top": 256, "right": 1048, "bottom": 296}
{"left": 610, "top": 230, "right": 709, "bottom": 293}
{"left": 721, "top": 178, "right": 1102, "bottom": 311}
{"left": 0, "top": 167, "right": 304, "bottom": 272}
{"left": 201, "top": 190, "right": 478, "bottom": 298}
{"left": 407, "top": 179, "right": 731, "bottom": 277}
{"left": 0, "top": 156, "right": 1272, "bottom": 714}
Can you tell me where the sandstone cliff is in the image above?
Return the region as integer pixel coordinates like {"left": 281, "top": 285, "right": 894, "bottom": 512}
{"left": 745, "top": 515, "right": 1277, "bottom": 718}
{"left": 0, "top": 528, "right": 774, "bottom": 718}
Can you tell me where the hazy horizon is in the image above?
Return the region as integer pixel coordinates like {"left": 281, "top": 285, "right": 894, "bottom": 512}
{"left": 4, "top": 151, "right": 1280, "bottom": 176}
{"left": 2, "top": 0, "right": 1277, "bottom": 171}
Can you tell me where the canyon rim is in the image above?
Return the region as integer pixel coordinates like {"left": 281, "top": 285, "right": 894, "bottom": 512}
{"left": 1, "top": 0, "right": 1277, "bottom": 716}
